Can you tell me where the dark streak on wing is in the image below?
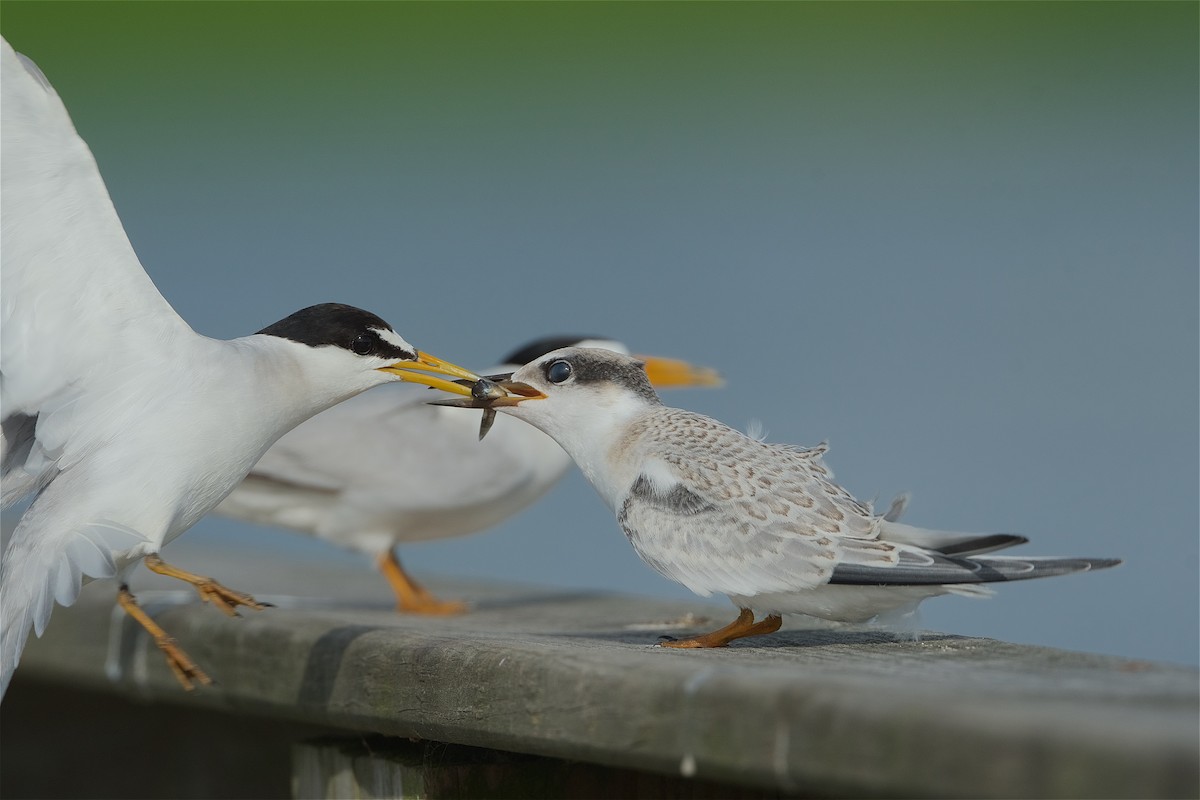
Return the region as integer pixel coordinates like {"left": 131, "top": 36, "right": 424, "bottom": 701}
{"left": 626, "top": 474, "right": 715, "bottom": 516}
{"left": 1, "top": 412, "right": 37, "bottom": 477}
{"left": 0, "top": 411, "right": 48, "bottom": 506}
{"left": 934, "top": 533, "right": 1029, "bottom": 557}
{"left": 830, "top": 554, "right": 1122, "bottom": 586}
{"left": 618, "top": 474, "right": 716, "bottom": 546}
{"left": 614, "top": 474, "right": 715, "bottom": 568}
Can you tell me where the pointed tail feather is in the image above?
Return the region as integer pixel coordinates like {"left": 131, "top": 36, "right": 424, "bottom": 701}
{"left": 881, "top": 492, "right": 910, "bottom": 522}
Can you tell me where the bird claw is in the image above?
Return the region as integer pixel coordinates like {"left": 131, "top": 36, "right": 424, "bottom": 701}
{"left": 155, "top": 635, "right": 213, "bottom": 690}
{"left": 195, "top": 581, "right": 270, "bottom": 617}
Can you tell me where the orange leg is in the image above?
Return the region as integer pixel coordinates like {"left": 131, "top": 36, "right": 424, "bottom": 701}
{"left": 658, "top": 608, "right": 783, "bottom": 648}
{"left": 377, "top": 549, "right": 468, "bottom": 615}
{"left": 117, "top": 585, "right": 212, "bottom": 690}
{"left": 143, "top": 554, "right": 271, "bottom": 616}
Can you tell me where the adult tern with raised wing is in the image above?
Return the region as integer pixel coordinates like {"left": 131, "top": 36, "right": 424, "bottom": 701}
{"left": 0, "top": 38, "right": 481, "bottom": 696}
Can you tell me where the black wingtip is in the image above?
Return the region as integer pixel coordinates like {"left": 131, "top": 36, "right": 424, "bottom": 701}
{"left": 936, "top": 533, "right": 1029, "bottom": 557}
{"left": 829, "top": 553, "right": 1123, "bottom": 586}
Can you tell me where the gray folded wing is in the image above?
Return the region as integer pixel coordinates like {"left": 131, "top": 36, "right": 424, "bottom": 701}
{"left": 830, "top": 552, "right": 1121, "bottom": 586}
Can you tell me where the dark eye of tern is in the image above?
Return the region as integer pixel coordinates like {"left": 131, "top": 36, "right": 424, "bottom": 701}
{"left": 546, "top": 359, "right": 573, "bottom": 384}
{"left": 351, "top": 333, "right": 374, "bottom": 356}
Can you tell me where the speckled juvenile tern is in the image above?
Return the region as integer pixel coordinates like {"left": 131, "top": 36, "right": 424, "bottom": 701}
{"left": 437, "top": 347, "right": 1121, "bottom": 647}
{"left": 0, "top": 38, "right": 482, "bottom": 696}
{"left": 216, "top": 336, "right": 721, "bottom": 614}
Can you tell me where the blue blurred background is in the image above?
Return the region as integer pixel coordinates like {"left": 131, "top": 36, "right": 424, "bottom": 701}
{"left": 3, "top": 3, "right": 1195, "bottom": 665}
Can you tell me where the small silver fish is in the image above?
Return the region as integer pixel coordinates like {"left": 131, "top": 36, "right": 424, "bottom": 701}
{"left": 472, "top": 378, "right": 505, "bottom": 401}
{"left": 471, "top": 379, "right": 503, "bottom": 440}
{"left": 428, "top": 378, "right": 509, "bottom": 440}
{"left": 477, "top": 407, "right": 497, "bottom": 441}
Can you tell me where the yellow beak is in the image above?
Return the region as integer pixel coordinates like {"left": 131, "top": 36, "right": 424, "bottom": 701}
{"left": 418, "top": 352, "right": 722, "bottom": 404}
{"left": 638, "top": 355, "right": 724, "bottom": 389}
{"left": 377, "top": 351, "right": 482, "bottom": 397}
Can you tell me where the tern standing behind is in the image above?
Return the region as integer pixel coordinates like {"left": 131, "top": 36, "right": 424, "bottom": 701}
{"left": 439, "top": 347, "right": 1120, "bottom": 647}
{"left": 216, "top": 336, "right": 721, "bottom": 614}
{"left": 0, "top": 38, "right": 481, "bottom": 696}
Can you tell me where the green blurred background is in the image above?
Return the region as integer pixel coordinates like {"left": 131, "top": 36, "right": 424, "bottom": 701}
{"left": 2, "top": 2, "right": 1196, "bottom": 665}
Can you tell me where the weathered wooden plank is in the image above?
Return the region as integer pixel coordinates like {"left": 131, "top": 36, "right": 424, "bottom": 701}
{"left": 8, "top": 559, "right": 1198, "bottom": 799}
{"left": 292, "top": 737, "right": 794, "bottom": 800}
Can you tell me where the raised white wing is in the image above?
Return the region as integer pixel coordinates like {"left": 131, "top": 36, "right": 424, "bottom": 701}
{"left": 1, "top": 38, "right": 191, "bottom": 503}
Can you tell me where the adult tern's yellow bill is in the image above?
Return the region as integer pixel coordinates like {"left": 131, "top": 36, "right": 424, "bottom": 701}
{"left": 0, "top": 38, "right": 479, "bottom": 697}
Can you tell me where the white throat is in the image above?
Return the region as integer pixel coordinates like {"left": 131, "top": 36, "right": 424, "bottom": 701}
{"left": 504, "top": 387, "right": 653, "bottom": 511}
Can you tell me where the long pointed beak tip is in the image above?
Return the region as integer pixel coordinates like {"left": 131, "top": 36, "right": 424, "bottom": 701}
{"left": 497, "top": 380, "right": 547, "bottom": 400}
{"left": 414, "top": 351, "right": 483, "bottom": 382}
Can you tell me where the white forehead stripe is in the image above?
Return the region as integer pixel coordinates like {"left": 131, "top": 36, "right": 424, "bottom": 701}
{"left": 374, "top": 326, "right": 416, "bottom": 354}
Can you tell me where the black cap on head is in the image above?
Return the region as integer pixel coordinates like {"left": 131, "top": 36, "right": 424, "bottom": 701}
{"left": 501, "top": 335, "right": 608, "bottom": 367}
{"left": 257, "top": 303, "right": 416, "bottom": 360}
